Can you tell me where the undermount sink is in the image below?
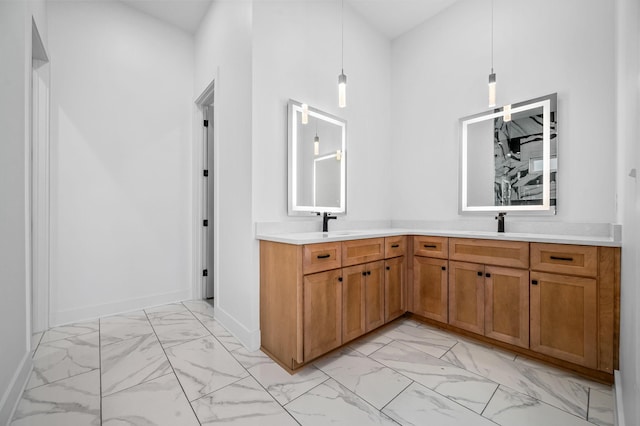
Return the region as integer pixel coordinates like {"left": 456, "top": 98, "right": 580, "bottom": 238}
{"left": 325, "top": 231, "right": 364, "bottom": 236}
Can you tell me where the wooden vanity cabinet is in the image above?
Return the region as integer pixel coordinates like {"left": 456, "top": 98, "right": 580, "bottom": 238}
{"left": 260, "top": 236, "right": 406, "bottom": 371}
{"left": 410, "top": 236, "right": 449, "bottom": 323}
{"left": 529, "top": 243, "right": 619, "bottom": 371}
{"left": 303, "top": 269, "right": 343, "bottom": 361}
{"left": 261, "top": 235, "right": 619, "bottom": 378}
{"left": 412, "top": 256, "right": 448, "bottom": 323}
{"left": 448, "top": 239, "right": 530, "bottom": 349}
{"left": 385, "top": 256, "right": 406, "bottom": 322}
{"left": 342, "top": 261, "right": 385, "bottom": 343}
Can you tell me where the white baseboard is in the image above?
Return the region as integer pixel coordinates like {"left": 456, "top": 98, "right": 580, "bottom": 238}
{"left": 0, "top": 352, "right": 33, "bottom": 426}
{"left": 214, "top": 306, "right": 260, "bottom": 351}
{"left": 614, "top": 370, "right": 626, "bottom": 426}
{"left": 50, "top": 289, "right": 191, "bottom": 326}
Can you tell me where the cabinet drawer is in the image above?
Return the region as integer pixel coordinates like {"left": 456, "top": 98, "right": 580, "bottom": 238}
{"left": 413, "top": 236, "right": 448, "bottom": 259}
{"left": 342, "top": 238, "right": 384, "bottom": 267}
{"left": 385, "top": 236, "right": 406, "bottom": 258}
{"left": 531, "top": 243, "right": 597, "bottom": 277}
{"left": 303, "top": 242, "right": 342, "bottom": 274}
{"left": 450, "top": 238, "right": 529, "bottom": 269}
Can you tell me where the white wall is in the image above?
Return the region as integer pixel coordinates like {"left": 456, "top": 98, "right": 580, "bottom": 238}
{"left": 616, "top": 0, "right": 640, "bottom": 423}
{"left": 194, "top": 1, "right": 257, "bottom": 347}
{"left": 48, "top": 1, "right": 194, "bottom": 325}
{"left": 390, "top": 0, "right": 617, "bottom": 224}
{"left": 252, "top": 1, "right": 392, "bottom": 224}
{"left": 0, "top": 0, "right": 48, "bottom": 422}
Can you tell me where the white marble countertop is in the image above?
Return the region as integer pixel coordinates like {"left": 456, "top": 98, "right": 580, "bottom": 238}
{"left": 255, "top": 228, "right": 622, "bottom": 247}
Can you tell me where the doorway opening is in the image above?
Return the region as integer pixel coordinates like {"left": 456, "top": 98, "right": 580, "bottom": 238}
{"left": 194, "top": 80, "right": 216, "bottom": 305}
{"left": 29, "top": 18, "right": 50, "bottom": 352}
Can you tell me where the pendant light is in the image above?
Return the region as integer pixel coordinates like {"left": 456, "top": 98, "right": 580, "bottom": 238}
{"left": 336, "top": 150, "right": 342, "bottom": 161}
{"left": 488, "top": 0, "right": 496, "bottom": 107}
{"left": 314, "top": 118, "right": 320, "bottom": 155}
{"left": 301, "top": 103, "right": 309, "bottom": 124}
{"left": 338, "top": 0, "right": 347, "bottom": 108}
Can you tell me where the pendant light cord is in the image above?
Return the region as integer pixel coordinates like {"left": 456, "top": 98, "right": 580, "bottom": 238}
{"left": 490, "top": 0, "right": 494, "bottom": 73}
{"left": 341, "top": 0, "right": 344, "bottom": 71}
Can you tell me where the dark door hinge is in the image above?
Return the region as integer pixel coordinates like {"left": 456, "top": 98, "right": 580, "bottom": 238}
{"left": 203, "top": 269, "right": 208, "bottom": 277}
{"left": 203, "top": 169, "right": 209, "bottom": 177}
{"left": 203, "top": 120, "right": 209, "bottom": 127}
{"left": 203, "top": 220, "right": 208, "bottom": 227}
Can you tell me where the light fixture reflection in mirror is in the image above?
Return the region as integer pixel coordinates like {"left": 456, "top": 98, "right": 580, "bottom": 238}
{"left": 460, "top": 93, "right": 557, "bottom": 213}
{"left": 288, "top": 100, "right": 347, "bottom": 215}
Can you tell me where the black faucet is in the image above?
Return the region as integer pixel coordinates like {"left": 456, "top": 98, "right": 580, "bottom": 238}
{"left": 321, "top": 212, "right": 337, "bottom": 232}
{"left": 495, "top": 212, "right": 506, "bottom": 233}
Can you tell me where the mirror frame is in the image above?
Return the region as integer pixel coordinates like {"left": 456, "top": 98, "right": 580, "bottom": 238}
{"left": 460, "top": 93, "right": 557, "bottom": 214}
{"left": 288, "top": 99, "right": 347, "bottom": 215}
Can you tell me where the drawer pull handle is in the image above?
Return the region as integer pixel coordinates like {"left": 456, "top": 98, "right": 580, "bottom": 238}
{"left": 441, "top": 266, "right": 446, "bottom": 271}
{"left": 386, "top": 266, "right": 391, "bottom": 271}
{"left": 550, "top": 255, "right": 574, "bottom": 262}
{"left": 391, "top": 244, "right": 399, "bottom": 248}
{"left": 317, "top": 254, "right": 331, "bottom": 259}
{"left": 485, "top": 273, "right": 491, "bottom": 278}
{"left": 424, "top": 244, "right": 437, "bottom": 249}
{"left": 477, "top": 271, "right": 483, "bottom": 277}
{"left": 532, "top": 280, "right": 538, "bottom": 285}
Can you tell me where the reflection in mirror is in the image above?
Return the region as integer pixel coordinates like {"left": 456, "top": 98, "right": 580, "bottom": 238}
{"left": 288, "top": 100, "right": 346, "bottom": 215}
{"left": 461, "top": 93, "right": 557, "bottom": 213}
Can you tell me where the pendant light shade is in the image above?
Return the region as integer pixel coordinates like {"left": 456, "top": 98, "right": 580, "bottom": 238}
{"left": 338, "top": 71, "right": 347, "bottom": 108}
{"left": 301, "top": 103, "right": 309, "bottom": 124}
{"left": 314, "top": 135, "right": 320, "bottom": 156}
{"left": 336, "top": 150, "right": 342, "bottom": 161}
{"left": 488, "top": 72, "right": 496, "bottom": 107}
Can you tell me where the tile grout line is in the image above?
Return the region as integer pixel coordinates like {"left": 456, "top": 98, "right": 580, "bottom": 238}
{"left": 199, "top": 309, "right": 303, "bottom": 426}
{"left": 480, "top": 383, "right": 500, "bottom": 417}
{"left": 143, "top": 309, "right": 203, "bottom": 426}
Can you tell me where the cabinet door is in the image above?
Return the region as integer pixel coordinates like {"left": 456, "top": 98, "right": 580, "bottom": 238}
{"left": 412, "top": 256, "right": 448, "bottom": 323}
{"left": 385, "top": 256, "right": 406, "bottom": 322}
{"left": 530, "top": 272, "right": 597, "bottom": 368}
{"left": 365, "top": 261, "right": 385, "bottom": 332}
{"left": 449, "top": 261, "right": 484, "bottom": 334}
{"left": 342, "top": 264, "right": 366, "bottom": 343}
{"left": 303, "top": 269, "right": 343, "bottom": 361}
{"left": 484, "top": 266, "right": 529, "bottom": 348}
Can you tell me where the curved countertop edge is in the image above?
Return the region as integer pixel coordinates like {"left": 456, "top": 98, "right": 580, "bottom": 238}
{"left": 255, "top": 228, "right": 622, "bottom": 247}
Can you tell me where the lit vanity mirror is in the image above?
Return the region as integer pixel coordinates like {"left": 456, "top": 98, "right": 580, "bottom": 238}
{"left": 460, "top": 93, "right": 557, "bottom": 213}
{"left": 288, "top": 100, "right": 347, "bottom": 215}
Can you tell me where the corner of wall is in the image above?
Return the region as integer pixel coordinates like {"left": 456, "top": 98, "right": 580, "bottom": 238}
{"left": 0, "top": 353, "right": 33, "bottom": 425}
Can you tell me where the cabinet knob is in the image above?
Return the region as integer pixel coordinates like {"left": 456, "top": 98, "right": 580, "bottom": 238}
{"left": 386, "top": 266, "right": 391, "bottom": 271}
{"left": 338, "top": 277, "right": 343, "bottom": 282}
{"left": 362, "top": 272, "right": 367, "bottom": 276}
{"left": 477, "top": 271, "right": 483, "bottom": 277}
{"left": 485, "top": 273, "right": 491, "bottom": 278}
{"left": 367, "top": 271, "right": 371, "bottom": 276}
{"left": 441, "top": 266, "right": 446, "bottom": 271}
{"left": 531, "top": 280, "right": 538, "bottom": 285}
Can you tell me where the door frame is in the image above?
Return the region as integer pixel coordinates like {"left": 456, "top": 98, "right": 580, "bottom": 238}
{"left": 193, "top": 78, "right": 218, "bottom": 302}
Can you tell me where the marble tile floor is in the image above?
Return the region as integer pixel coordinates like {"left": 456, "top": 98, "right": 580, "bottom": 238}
{"left": 11, "top": 300, "right": 615, "bottom": 426}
